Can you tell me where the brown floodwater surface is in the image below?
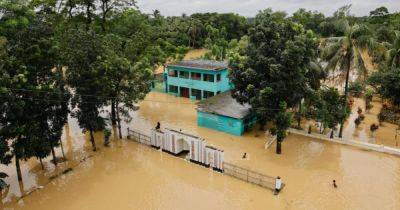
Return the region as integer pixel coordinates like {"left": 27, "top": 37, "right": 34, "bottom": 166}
{"left": 1, "top": 92, "right": 400, "bottom": 210}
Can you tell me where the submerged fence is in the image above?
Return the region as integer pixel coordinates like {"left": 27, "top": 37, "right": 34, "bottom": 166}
{"left": 127, "top": 127, "right": 283, "bottom": 192}
{"left": 127, "top": 128, "right": 151, "bottom": 145}
{"left": 224, "top": 162, "right": 281, "bottom": 191}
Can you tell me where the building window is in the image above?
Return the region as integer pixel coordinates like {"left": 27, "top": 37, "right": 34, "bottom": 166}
{"left": 203, "top": 91, "right": 214, "bottom": 99}
{"left": 217, "top": 74, "right": 221, "bottom": 82}
{"left": 203, "top": 74, "right": 214, "bottom": 82}
{"left": 191, "top": 72, "right": 201, "bottom": 80}
{"left": 168, "top": 69, "right": 178, "bottom": 77}
{"left": 169, "top": 85, "right": 178, "bottom": 93}
{"left": 191, "top": 89, "right": 202, "bottom": 100}
{"left": 179, "top": 71, "right": 189, "bottom": 79}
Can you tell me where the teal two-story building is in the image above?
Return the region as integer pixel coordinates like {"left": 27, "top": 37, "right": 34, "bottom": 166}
{"left": 163, "top": 59, "right": 256, "bottom": 136}
{"left": 164, "top": 60, "right": 231, "bottom": 100}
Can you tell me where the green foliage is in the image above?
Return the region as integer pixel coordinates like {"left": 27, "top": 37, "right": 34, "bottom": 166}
{"left": 386, "top": 31, "right": 400, "bottom": 68}
{"left": 104, "top": 129, "right": 112, "bottom": 139}
{"left": 348, "top": 81, "right": 365, "bottom": 97}
{"left": 0, "top": 0, "right": 69, "bottom": 179}
{"left": 62, "top": 28, "right": 108, "bottom": 151}
{"left": 321, "top": 20, "right": 375, "bottom": 137}
{"left": 376, "top": 26, "right": 396, "bottom": 43}
{"left": 291, "top": 8, "right": 325, "bottom": 34}
{"left": 365, "top": 88, "right": 374, "bottom": 110}
{"left": 315, "top": 87, "right": 350, "bottom": 132}
{"left": 370, "top": 7, "right": 389, "bottom": 17}
{"left": 369, "top": 67, "right": 400, "bottom": 106}
{"left": 229, "top": 9, "right": 318, "bottom": 153}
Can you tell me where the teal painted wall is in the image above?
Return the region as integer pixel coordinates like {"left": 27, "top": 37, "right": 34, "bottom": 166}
{"left": 164, "top": 65, "right": 231, "bottom": 100}
{"left": 197, "top": 111, "right": 244, "bottom": 136}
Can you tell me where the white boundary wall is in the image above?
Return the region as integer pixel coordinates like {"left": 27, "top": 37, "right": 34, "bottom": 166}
{"left": 151, "top": 128, "right": 224, "bottom": 171}
{"left": 289, "top": 128, "right": 400, "bottom": 157}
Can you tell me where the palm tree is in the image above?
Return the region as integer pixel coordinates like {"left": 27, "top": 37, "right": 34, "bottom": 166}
{"left": 386, "top": 31, "right": 400, "bottom": 68}
{"left": 187, "top": 18, "right": 202, "bottom": 48}
{"left": 321, "top": 21, "right": 374, "bottom": 138}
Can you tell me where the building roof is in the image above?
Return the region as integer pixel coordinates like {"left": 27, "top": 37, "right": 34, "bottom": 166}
{"left": 197, "top": 91, "right": 251, "bottom": 119}
{"left": 168, "top": 59, "right": 228, "bottom": 71}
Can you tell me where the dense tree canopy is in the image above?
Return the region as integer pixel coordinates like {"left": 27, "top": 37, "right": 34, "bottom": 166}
{"left": 0, "top": 0, "right": 69, "bottom": 180}
{"left": 229, "top": 9, "right": 319, "bottom": 153}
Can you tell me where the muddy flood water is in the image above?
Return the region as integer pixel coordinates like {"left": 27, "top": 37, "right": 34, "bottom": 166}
{"left": 2, "top": 92, "right": 400, "bottom": 210}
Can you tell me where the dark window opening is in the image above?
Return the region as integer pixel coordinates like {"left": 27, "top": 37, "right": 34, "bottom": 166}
{"left": 203, "top": 91, "right": 214, "bottom": 99}
{"left": 217, "top": 74, "right": 221, "bottom": 82}
{"left": 169, "top": 85, "right": 178, "bottom": 93}
{"left": 191, "top": 89, "right": 202, "bottom": 100}
{"left": 203, "top": 74, "right": 214, "bottom": 82}
{"left": 179, "top": 71, "right": 189, "bottom": 79}
{"left": 168, "top": 69, "right": 178, "bottom": 77}
{"left": 191, "top": 72, "right": 201, "bottom": 80}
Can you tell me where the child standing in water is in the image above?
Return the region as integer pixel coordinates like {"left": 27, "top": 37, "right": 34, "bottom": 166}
{"left": 333, "top": 180, "right": 337, "bottom": 188}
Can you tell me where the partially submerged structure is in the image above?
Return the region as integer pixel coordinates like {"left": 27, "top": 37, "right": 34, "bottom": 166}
{"left": 160, "top": 59, "right": 256, "bottom": 136}
{"left": 151, "top": 128, "right": 224, "bottom": 172}
{"left": 164, "top": 60, "right": 231, "bottom": 100}
{"left": 197, "top": 91, "right": 256, "bottom": 136}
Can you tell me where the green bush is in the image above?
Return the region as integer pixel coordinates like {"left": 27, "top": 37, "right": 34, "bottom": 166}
{"left": 349, "top": 81, "right": 365, "bottom": 97}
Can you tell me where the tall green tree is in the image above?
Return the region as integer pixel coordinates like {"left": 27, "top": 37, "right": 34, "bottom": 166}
{"left": 368, "top": 67, "right": 400, "bottom": 107}
{"left": 315, "top": 87, "right": 349, "bottom": 138}
{"left": 0, "top": 0, "right": 69, "bottom": 180}
{"left": 229, "top": 9, "right": 318, "bottom": 154}
{"left": 386, "top": 31, "right": 400, "bottom": 68}
{"left": 321, "top": 21, "right": 373, "bottom": 138}
{"left": 291, "top": 8, "right": 325, "bottom": 34}
{"left": 62, "top": 28, "right": 108, "bottom": 151}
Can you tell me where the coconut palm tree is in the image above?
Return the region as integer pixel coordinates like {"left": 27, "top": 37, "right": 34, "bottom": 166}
{"left": 386, "top": 31, "right": 400, "bottom": 68}
{"left": 321, "top": 21, "right": 374, "bottom": 138}
{"left": 187, "top": 18, "right": 203, "bottom": 48}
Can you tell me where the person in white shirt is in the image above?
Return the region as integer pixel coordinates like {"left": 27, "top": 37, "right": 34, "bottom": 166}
{"left": 275, "top": 176, "right": 282, "bottom": 194}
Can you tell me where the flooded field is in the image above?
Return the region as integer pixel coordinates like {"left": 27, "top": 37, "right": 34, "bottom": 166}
{"left": 2, "top": 92, "right": 400, "bottom": 210}
{"left": 300, "top": 96, "right": 400, "bottom": 148}
{"left": 342, "top": 97, "right": 400, "bottom": 147}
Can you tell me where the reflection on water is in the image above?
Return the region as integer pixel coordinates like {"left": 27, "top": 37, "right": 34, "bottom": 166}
{"left": 1, "top": 92, "right": 400, "bottom": 210}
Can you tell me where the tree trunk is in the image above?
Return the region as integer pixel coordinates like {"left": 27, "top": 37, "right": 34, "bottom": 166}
{"left": 90, "top": 129, "right": 97, "bottom": 151}
{"left": 15, "top": 155, "right": 22, "bottom": 181}
{"left": 320, "top": 123, "right": 323, "bottom": 134}
{"left": 111, "top": 99, "right": 116, "bottom": 125}
{"left": 59, "top": 138, "right": 66, "bottom": 160}
{"left": 51, "top": 147, "right": 57, "bottom": 166}
{"left": 39, "top": 157, "right": 44, "bottom": 170}
{"left": 116, "top": 102, "right": 122, "bottom": 139}
{"left": 297, "top": 102, "right": 302, "bottom": 128}
{"left": 276, "top": 136, "right": 282, "bottom": 154}
{"left": 339, "top": 56, "right": 352, "bottom": 138}
{"left": 85, "top": 1, "right": 92, "bottom": 30}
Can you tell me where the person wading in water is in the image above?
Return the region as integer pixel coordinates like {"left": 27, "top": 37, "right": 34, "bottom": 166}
{"left": 333, "top": 180, "right": 337, "bottom": 188}
{"left": 274, "top": 176, "right": 282, "bottom": 195}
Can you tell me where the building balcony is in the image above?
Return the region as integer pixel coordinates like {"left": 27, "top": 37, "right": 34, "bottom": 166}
{"left": 167, "top": 76, "right": 220, "bottom": 92}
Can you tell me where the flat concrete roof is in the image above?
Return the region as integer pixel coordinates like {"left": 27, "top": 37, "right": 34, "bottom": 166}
{"left": 168, "top": 59, "right": 228, "bottom": 71}
{"left": 197, "top": 91, "right": 251, "bottom": 119}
